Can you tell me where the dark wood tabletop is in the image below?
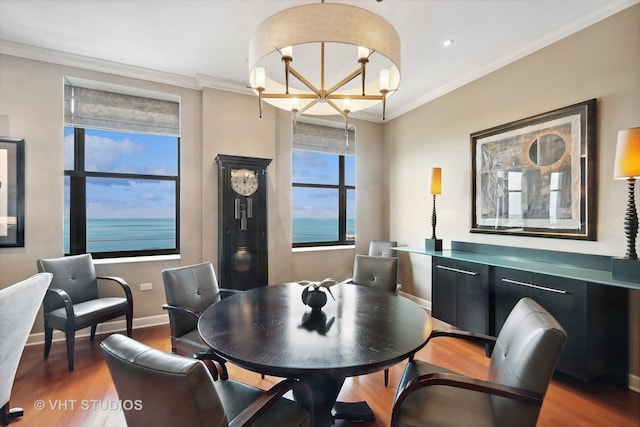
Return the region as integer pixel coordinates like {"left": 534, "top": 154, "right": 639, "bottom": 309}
{"left": 198, "top": 282, "right": 432, "bottom": 426}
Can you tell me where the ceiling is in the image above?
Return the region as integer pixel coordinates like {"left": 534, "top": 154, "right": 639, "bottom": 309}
{"left": 0, "top": 0, "right": 637, "bottom": 121}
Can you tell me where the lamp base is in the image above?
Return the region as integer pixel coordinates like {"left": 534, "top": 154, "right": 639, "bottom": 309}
{"left": 611, "top": 257, "right": 640, "bottom": 283}
{"left": 425, "top": 238, "right": 443, "bottom": 252}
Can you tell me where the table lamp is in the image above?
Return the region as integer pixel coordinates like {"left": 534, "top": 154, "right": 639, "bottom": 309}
{"left": 425, "top": 167, "right": 443, "bottom": 251}
{"left": 611, "top": 127, "right": 640, "bottom": 282}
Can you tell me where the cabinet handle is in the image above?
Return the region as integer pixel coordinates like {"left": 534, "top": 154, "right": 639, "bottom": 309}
{"left": 436, "top": 265, "right": 478, "bottom": 276}
{"left": 501, "top": 278, "right": 567, "bottom": 294}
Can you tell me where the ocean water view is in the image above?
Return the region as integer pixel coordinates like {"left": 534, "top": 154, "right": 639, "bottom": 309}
{"left": 293, "top": 218, "right": 355, "bottom": 243}
{"left": 64, "top": 218, "right": 176, "bottom": 253}
{"left": 64, "top": 217, "right": 352, "bottom": 252}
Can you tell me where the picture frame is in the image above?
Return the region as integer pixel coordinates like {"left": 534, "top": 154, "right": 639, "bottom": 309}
{"left": 470, "top": 99, "right": 597, "bottom": 240}
{"left": 0, "top": 138, "right": 25, "bottom": 247}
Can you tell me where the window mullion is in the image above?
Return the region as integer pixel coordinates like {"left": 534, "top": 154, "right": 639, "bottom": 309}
{"left": 69, "top": 128, "right": 87, "bottom": 254}
{"left": 338, "top": 156, "right": 346, "bottom": 242}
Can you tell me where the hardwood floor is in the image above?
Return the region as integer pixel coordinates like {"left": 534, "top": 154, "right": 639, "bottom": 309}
{"left": 9, "top": 321, "right": 640, "bottom": 427}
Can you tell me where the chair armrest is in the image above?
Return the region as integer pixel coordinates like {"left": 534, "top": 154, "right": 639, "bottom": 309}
{"left": 220, "top": 288, "right": 243, "bottom": 299}
{"left": 97, "top": 276, "right": 133, "bottom": 303}
{"left": 45, "top": 287, "right": 75, "bottom": 317}
{"left": 395, "top": 372, "right": 543, "bottom": 408}
{"left": 229, "top": 379, "right": 314, "bottom": 427}
{"left": 428, "top": 329, "right": 497, "bottom": 346}
{"left": 162, "top": 304, "right": 201, "bottom": 320}
{"left": 193, "top": 352, "right": 229, "bottom": 380}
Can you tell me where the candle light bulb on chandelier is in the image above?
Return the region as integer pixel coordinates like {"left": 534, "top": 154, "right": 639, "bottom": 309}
{"left": 357, "top": 46, "right": 369, "bottom": 62}
{"left": 379, "top": 69, "right": 390, "bottom": 92}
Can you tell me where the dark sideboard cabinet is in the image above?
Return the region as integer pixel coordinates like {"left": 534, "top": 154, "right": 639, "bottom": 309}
{"left": 405, "top": 242, "right": 632, "bottom": 387}
{"left": 432, "top": 258, "right": 489, "bottom": 335}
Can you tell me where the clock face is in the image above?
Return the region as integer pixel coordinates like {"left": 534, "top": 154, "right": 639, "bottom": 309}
{"left": 230, "top": 169, "right": 259, "bottom": 196}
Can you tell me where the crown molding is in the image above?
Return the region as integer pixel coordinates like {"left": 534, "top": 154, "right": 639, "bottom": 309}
{"left": 195, "top": 74, "right": 253, "bottom": 94}
{"left": 0, "top": 40, "right": 202, "bottom": 90}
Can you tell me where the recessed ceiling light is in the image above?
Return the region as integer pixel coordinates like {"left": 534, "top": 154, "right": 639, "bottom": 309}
{"left": 443, "top": 39, "right": 454, "bottom": 47}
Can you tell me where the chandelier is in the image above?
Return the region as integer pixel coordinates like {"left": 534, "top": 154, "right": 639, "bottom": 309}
{"left": 248, "top": 1, "right": 401, "bottom": 130}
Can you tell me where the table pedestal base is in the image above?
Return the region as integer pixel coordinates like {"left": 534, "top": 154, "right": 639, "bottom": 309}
{"left": 332, "top": 401, "right": 375, "bottom": 423}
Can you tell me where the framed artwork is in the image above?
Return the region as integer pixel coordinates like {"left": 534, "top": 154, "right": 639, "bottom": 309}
{"left": 471, "top": 99, "right": 597, "bottom": 240}
{"left": 0, "top": 138, "right": 25, "bottom": 247}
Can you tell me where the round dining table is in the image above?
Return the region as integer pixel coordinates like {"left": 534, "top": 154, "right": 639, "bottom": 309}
{"left": 198, "top": 282, "right": 432, "bottom": 427}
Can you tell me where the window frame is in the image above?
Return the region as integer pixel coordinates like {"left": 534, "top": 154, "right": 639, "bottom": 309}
{"left": 65, "top": 127, "right": 180, "bottom": 259}
{"left": 292, "top": 151, "right": 355, "bottom": 248}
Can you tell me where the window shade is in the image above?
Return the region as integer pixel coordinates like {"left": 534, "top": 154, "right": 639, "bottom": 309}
{"left": 292, "top": 122, "right": 355, "bottom": 155}
{"left": 64, "top": 84, "right": 180, "bottom": 136}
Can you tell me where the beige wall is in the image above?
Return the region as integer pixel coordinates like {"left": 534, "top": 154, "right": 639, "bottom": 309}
{"left": 385, "top": 4, "right": 640, "bottom": 378}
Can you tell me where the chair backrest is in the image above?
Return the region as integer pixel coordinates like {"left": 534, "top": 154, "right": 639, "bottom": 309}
{"left": 162, "top": 262, "right": 222, "bottom": 337}
{"left": 37, "top": 254, "right": 99, "bottom": 311}
{"left": 368, "top": 240, "right": 397, "bottom": 257}
{"left": 100, "top": 334, "right": 227, "bottom": 427}
{"left": 488, "top": 297, "right": 566, "bottom": 426}
{"left": 0, "top": 273, "right": 52, "bottom": 407}
{"left": 352, "top": 254, "right": 398, "bottom": 293}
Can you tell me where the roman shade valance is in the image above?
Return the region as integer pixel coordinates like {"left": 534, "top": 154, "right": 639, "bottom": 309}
{"left": 64, "top": 83, "right": 180, "bottom": 136}
{"left": 292, "top": 122, "right": 355, "bottom": 156}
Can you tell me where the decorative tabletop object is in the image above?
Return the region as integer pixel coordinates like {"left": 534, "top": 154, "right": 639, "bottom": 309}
{"left": 298, "top": 278, "right": 338, "bottom": 311}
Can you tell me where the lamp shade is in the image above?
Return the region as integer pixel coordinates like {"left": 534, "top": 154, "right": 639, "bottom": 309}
{"left": 430, "top": 167, "right": 442, "bottom": 195}
{"left": 613, "top": 127, "right": 640, "bottom": 179}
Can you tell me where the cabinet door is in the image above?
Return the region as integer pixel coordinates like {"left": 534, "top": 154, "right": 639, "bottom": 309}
{"left": 432, "top": 258, "right": 457, "bottom": 325}
{"left": 533, "top": 274, "right": 587, "bottom": 381}
{"left": 493, "top": 267, "right": 533, "bottom": 334}
{"left": 456, "top": 261, "right": 489, "bottom": 334}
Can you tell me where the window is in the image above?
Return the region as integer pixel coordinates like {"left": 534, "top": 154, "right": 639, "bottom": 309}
{"left": 64, "top": 81, "right": 180, "bottom": 258}
{"left": 292, "top": 123, "right": 355, "bottom": 247}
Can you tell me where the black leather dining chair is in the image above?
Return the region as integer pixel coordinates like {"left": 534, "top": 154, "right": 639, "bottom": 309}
{"left": 162, "top": 262, "right": 240, "bottom": 379}
{"left": 391, "top": 297, "right": 566, "bottom": 427}
{"left": 368, "top": 240, "right": 397, "bottom": 258}
{"left": 36, "top": 254, "right": 133, "bottom": 371}
{"left": 346, "top": 253, "right": 400, "bottom": 387}
{"left": 100, "top": 334, "right": 312, "bottom": 427}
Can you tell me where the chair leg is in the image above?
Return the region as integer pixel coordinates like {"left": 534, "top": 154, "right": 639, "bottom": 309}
{"left": 1, "top": 402, "right": 24, "bottom": 426}
{"left": 44, "top": 326, "right": 53, "bottom": 358}
{"left": 126, "top": 313, "right": 133, "bottom": 337}
{"left": 90, "top": 325, "right": 97, "bottom": 342}
{"left": 65, "top": 330, "right": 75, "bottom": 371}
{"left": 384, "top": 368, "right": 389, "bottom": 387}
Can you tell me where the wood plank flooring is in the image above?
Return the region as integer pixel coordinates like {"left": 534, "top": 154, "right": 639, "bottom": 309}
{"left": 9, "top": 321, "right": 640, "bottom": 427}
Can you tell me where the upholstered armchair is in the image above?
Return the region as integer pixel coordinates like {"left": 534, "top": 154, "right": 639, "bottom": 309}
{"left": 162, "top": 262, "right": 240, "bottom": 379}
{"left": 100, "top": 334, "right": 312, "bottom": 427}
{"left": 350, "top": 254, "right": 400, "bottom": 295}
{"left": 391, "top": 297, "right": 566, "bottom": 427}
{"left": 1, "top": 273, "right": 52, "bottom": 425}
{"left": 368, "top": 240, "right": 397, "bottom": 258}
{"left": 345, "top": 253, "right": 400, "bottom": 387}
{"left": 37, "top": 254, "right": 133, "bottom": 371}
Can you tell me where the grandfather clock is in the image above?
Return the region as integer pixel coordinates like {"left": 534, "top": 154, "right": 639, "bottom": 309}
{"left": 216, "top": 154, "right": 272, "bottom": 290}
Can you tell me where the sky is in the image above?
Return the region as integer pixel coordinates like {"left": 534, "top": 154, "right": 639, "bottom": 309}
{"left": 64, "top": 127, "right": 177, "bottom": 219}
{"left": 64, "top": 128, "right": 355, "bottom": 221}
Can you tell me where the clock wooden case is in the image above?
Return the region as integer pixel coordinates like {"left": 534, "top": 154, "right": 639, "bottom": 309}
{"left": 216, "top": 154, "right": 272, "bottom": 290}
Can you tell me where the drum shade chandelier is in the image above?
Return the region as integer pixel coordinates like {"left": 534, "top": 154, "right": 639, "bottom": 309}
{"left": 248, "top": 1, "right": 401, "bottom": 130}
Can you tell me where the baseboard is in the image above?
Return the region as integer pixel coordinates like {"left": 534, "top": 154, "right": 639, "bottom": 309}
{"left": 629, "top": 373, "right": 640, "bottom": 394}
{"left": 398, "top": 291, "right": 431, "bottom": 311}
{"left": 25, "top": 314, "right": 169, "bottom": 347}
